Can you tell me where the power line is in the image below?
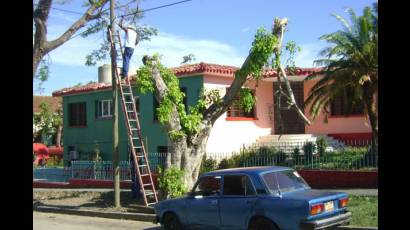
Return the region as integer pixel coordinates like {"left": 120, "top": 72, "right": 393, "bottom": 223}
{"left": 34, "top": 0, "right": 193, "bottom": 17}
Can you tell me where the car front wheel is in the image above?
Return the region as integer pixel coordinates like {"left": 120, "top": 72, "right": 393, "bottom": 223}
{"left": 248, "top": 218, "right": 278, "bottom": 230}
{"left": 163, "top": 213, "right": 183, "bottom": 230}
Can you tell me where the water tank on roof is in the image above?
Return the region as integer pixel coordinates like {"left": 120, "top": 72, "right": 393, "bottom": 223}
{"left": 98, "top": 64, "right": 112, "bottom": 84}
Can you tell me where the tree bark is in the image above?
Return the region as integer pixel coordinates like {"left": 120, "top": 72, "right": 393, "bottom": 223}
{"left": 33, "top": 0, "right": 108, "bottom": 77}
{"left": 363, "top": 82, "right": 378, "bottom": 155}
{"left": 55, "top": 123, "right": 63, "bottom": 147}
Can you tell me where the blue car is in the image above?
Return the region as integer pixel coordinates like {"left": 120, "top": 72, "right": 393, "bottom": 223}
{"left": 154, "top": 166, "right": 351, "bottom": 230}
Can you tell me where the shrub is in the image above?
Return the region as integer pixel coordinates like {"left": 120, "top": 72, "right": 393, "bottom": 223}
{"left": 316, "top": 137, "right": 328, "bottom": 157}
{"left": 199, "top": 155, "right": 217, "bottom": 174}
{"left": 328, "top": 147, "right": 369, "bottom": 169}
{"left": 218, "top": 158, "right": 236, "bottom": 169}
{"left": 303, "top": 142, "right": 317, "bottom": 158}
{"left": 157, "top": 167, "right": 188, "bottom": 199}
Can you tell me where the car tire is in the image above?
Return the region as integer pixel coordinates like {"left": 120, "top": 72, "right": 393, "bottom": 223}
{"left": 163, "top": 213, "right": 183, "bottom": 230}
{"left": 248, "top": 218, "right": 278, "bottom": 230}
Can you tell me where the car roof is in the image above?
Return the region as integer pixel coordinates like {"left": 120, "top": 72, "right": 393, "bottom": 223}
{"left": 201, "top": 166, "right": 291, "bottom": 177}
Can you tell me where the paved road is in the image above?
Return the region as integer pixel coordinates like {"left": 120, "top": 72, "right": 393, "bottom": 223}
{"left": 33, "top": 211, "right": 161, "bottom": 230}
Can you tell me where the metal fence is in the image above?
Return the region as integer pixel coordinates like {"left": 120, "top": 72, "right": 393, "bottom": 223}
{"left": 33, "top": 145, "right": 377, "bottom": 182}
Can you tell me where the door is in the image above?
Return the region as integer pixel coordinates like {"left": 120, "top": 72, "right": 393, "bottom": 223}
{"left": 219, "top": 175, "right": 258, "bottom": 229}
{"left": 186, "top": 175, "right": 221, "bottom": 230}
{"left": 273, "top": 81, "right": 305, "bottom": 134}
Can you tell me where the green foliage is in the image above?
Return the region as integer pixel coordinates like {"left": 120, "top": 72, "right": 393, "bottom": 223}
{"left": 292, "top": 147, "right": 301, "bottom": 162}
{"left": 303, "top": 142, "right": 317, "bottom": 158}
{"left": 217, "top": 146, "right": 287, "bottom": 169}
{"left": 157, "top": 167, "right": 187, "bottom": 199}
{"left": 237, "top": 28, "right": 277, "bottom": 80}
{"left": 199, "top": 155, "right": 217, "bottom": 174}
{"left": 92, "top": 142, "right": 102, "bottom": 162}
{"left": 33, "top": 102, "right": 62, "bottom": 144}
{"left": 137, "top": 55, "right": 204, "bottom": 139}
{"left": 284, "top": 41, "right": 301, "bottom": 74}
{"left": 85, "top": 41, "right": 110, "bottom": 66}
{"left": 305, "top": 5, "right": 378, "bottom": 121}
{"left": 239, "top": 88, "right": 256, "bottom": 113}
{"left": 316, "top": 137, "right": 328, "bottom": 157}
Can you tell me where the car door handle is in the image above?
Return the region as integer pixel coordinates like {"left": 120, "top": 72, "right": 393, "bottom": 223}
{"left": 210, "top": 200, "right": 218, "bottom": 205}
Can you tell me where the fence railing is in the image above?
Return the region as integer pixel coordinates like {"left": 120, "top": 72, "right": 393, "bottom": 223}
{"left": 33, "top": 147, "right": 377, "bottom": 182}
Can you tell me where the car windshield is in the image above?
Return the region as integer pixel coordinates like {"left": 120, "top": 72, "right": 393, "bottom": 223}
{"left": 262, "top": 170, "right": 310, "bottom": 194}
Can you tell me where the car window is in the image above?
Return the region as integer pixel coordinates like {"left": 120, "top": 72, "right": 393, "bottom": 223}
{"left": 262, "top": 170, "right": 310, "bottom": 194}
{"left": 193, "top": 176, "right": 221, "bottom": 197}
{"left": 223, "top": 175, "right": 256, "bottom": 196}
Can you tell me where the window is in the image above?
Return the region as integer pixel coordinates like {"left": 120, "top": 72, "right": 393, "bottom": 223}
{"left": 192, "top": 176, "right": 221, "bottom": 197}
{"left": 262, "top": 170, "right": 310, "bottom": 195}
{"left": 69, "top": 102, "right": 87, "bottom": 126}
{"left": 227, "top": 88, "right": 256, "bottom": 118}
{"left": 330, "top": 95, "right": 364, "bottom": 116}
{"left": 95, "top": 100, "right": 113, "bottom": 118}
{"left": 223, "top": 175, "right": 256, "bottom": 196}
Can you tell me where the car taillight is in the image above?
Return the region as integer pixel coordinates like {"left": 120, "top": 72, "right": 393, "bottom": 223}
{"left": 339, "top": 198, "right": 349, "bottom": 208}
{"left": 310, "top": 203, "right": 324, "bottom": 215}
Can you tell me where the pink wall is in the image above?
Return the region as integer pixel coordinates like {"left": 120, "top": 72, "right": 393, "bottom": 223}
{"left": 303, "top": 79, "right": 371, "bottom": 134}
{"left": 204, "top": 75, "right": 273, "bottom": 153}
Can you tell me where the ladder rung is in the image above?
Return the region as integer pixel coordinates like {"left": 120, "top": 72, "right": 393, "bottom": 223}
{"left": 140, "top": 174, "right": 150, "bottom": 177}
{"left": 136, "top": 155, "right": 144, "bottom": 158}
{"left": 145, "top": 192, "right": 155, "bottom": 196}
{"left": 125, "top": 102, "right": 133, "bottom": 104}
{"left": 134, "top": 146, "right": 142, "bottom": 149}
{"left": 131, "top": 137, "right": 139, "bottom": 139}
{"left": 138, "top": 164, "right": 147, "bottom": 167}
{"left": 143, "top": 183, "right": 152, "bottom": 187}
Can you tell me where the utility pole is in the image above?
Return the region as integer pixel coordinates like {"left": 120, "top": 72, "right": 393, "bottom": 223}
{"left": 110, "top": 0, "right": 120, "bottom": 208}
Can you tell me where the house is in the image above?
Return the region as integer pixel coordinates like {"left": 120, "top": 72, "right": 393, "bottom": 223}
{"left": 52, "top": 63, "right": 371, "bottom": 162}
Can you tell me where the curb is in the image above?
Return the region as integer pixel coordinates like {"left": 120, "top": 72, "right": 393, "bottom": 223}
{"left": 33, "top": 205, "right": 156, "bottom": 222}
{"left": 336, "top": 226, "right": 378, "bottom": 230}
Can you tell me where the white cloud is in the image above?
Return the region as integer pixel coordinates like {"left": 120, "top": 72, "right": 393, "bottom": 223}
{"left": 132, "top": 32, "right": 245, "bottom": 68}
{"left": 294, "top": 43, "right": 326, "bottom": 68}
{"left": 45, "top": 24, "right": 246, "bottom": 69}
{"left": 241, "top": 27, "right": 250, "bottom": 33}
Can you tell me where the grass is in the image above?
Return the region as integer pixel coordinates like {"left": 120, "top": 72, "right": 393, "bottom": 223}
{"left": 348, "top": 195, "right": 378, "bottom": 227}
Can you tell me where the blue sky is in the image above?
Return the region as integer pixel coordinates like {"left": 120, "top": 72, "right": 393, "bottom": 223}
{"left": 34, "top": 0, "right": 375, "bottom": 96}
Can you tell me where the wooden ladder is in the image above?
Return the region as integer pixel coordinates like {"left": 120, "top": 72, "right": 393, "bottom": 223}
{"left": 108, "top": 27, "right": 158, "bottom": 207}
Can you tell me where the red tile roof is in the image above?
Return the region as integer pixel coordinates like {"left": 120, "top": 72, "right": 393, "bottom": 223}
{"left": 52, "top": 63, "right": 322, "bottom": 97}
{"left": 33, "top": 96, "right": 62, "bottom": 113}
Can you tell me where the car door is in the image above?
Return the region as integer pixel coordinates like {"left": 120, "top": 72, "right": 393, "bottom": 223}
{"left": 219, "top": 174, "right": 258, "bottom": 229}
{"left": 186, "top": 175, "right": 221, "bottom": 230}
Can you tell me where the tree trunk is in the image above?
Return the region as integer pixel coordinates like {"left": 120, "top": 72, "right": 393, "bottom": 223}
{"left": 55, "top": 123, "right": 63, "bottom": 147}
{"left": 33, "top": 49, "right": 44, "bottom": 78}
{"left": 363, "top": 83, "right": 378, "bottom": 155}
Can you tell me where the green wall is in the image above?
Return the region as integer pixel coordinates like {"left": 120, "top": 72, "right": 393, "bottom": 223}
{"left": 62, "top": 75, "right": 203, "bottom": 162}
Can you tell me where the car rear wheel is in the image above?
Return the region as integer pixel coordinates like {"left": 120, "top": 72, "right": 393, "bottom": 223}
{"left": 248, "top": 218, "right": 278, "bottom": 230}
{"left": 163, "top": 213, "right": 183, "bottom": 230}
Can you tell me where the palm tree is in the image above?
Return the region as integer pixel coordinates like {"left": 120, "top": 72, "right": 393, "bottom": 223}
{"left": 304, "top": 4, "right": 378, "bottom": 154}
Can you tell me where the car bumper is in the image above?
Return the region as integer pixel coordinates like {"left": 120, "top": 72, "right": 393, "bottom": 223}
{"left": 300, "top": 212, "right": 352, "bottom": 230}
